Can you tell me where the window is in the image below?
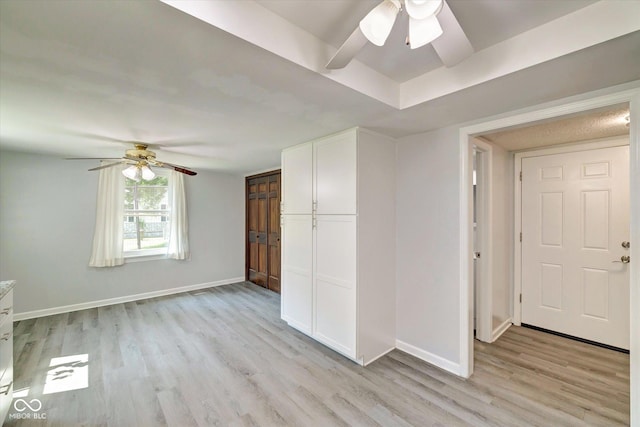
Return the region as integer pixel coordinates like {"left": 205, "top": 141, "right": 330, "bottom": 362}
{"left": 123, "top": 172, "right": 170, "bottom": 257}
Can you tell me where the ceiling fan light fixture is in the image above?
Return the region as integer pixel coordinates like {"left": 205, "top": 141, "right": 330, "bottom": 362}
{"left": 122, "top": 164, "right": 142, "bottom": 182}
{"left": 141, "top": 165, "right": 155, "bottom": 181}
{"left": 409, "top": 14, "right": 443, "bottom": 49}
{"left": 359, "top": 0, "right": 401, "bottom": 46}
{"left": 405, "top": 0, "right": 443, "bottom": 20}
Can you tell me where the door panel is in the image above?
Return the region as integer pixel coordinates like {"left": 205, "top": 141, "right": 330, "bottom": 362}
{"left": 281, "top": 215, "right": 313, "bottom": 334}
{"left": 267, "top": 174, "right": 281, "bottom": 293}
{"left": 314, "top": 215, "right": 356, "bottom": 357}
{"left": 521, "top": 146, "right": 629, "bottom": 349}
{"left": 247, "top": 172, "right": 280, "bottom": 291}
{"left": 282, "top": 144, "right": 312, "bottom": 214}
{"left": 314, "top": 134, "right": 357, "bottom": 215}
{"left": 247, "top": 177, "right": 268, "bottom": 287}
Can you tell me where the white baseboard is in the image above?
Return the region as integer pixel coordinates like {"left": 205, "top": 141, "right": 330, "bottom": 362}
{"left": 363, "top": 346, "right": 395, "bottom": 366}
{"left": 13, "top": 277, "right": 244, "bottom": 321}
{"left": 395, "top": 340, "right": 462, "bottom": 376}
{"left": 492, "top": 318, "right": 513, "bottom": 342}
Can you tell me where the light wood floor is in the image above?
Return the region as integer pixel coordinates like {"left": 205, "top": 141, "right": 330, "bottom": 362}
{"left": 7, "top": 282, "right": 629, "bottom": 426}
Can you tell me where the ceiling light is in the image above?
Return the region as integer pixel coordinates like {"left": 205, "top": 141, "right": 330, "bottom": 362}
{"left": 409, "top": 14, "right": 443, "bottom": 49}
{"left": 359, "top": 0, "right": 401, "bottom": 46}
{"left": 405, "top": 0, "right": 443, "bottom": 20}
{"left": 122, "top": 164, "right": 142, "bottom": 182}
{"left": 140, "top": 165, "right": 155, "bottom": 181}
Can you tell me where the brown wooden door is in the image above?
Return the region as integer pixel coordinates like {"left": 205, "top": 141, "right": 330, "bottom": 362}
{"left": 267, "top": 173, "right": 281, "bottom": 293}
{"left": 246, "top": 171, "right": 281, "bottom": 293}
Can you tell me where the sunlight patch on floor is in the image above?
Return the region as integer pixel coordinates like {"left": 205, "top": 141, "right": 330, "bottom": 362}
{"left": 42, "top": 354, "right": 89, "bottom": 395}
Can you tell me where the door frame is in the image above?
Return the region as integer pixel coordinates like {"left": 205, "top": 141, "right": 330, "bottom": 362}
{"left": 457, "top": 83, "right": 639, "bottom": 425}
{"left": 472, "top": 138, "right": 493, "bottom": 343}
{"left": 512, "top": 137, "right": 630, "bottom": 326}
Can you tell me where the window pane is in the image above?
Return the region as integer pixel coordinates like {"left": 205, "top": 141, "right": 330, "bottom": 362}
{"left": 123, "top": 215, "right": 169, "bottom": 252}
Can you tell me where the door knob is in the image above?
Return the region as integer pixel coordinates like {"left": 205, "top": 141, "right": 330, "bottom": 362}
{"left": 612, "top": 255, "right": 630, "bottom": 264}
{"left": 622, "top": 241, "right": 630, "bottom": 249}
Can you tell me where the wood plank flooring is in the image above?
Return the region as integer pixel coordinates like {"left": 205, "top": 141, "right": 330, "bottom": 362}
{"left": 6, "top": 282, "right": 629, "bottom": 426}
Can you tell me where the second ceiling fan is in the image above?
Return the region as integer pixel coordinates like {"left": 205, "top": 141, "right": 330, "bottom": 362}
{"left": 326, "top": 0, "right": 473, "bottom": 70}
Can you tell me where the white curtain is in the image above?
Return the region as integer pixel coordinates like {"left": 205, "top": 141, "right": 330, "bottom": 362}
{"left": 167, "top": 170, "right": 190, "bottom": 260}
{"left": 89, "top": 162, "right": 125, "bottom": 267}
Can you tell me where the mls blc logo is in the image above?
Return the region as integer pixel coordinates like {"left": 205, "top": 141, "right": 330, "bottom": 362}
{"left": 10, "top": 398, "right": 47, "bottom": 420}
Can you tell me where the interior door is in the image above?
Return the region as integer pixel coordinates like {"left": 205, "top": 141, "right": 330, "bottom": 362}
{"left": 247, "top": 176, "right": 268, "bottom": 288}
{"left": 267, "top": 173, "right": 281, "bottom": 293}
{"left": 521, "top": 145, "right": 630, "bottom": 349}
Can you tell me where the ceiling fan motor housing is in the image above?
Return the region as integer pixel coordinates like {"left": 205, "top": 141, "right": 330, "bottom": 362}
{"left": 126, "top": 144, "right": 156, "bottom": 160}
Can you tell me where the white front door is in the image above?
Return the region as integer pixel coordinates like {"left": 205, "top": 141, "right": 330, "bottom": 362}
{"left": 521, "top": 145, "right": 630, "bottom": 350}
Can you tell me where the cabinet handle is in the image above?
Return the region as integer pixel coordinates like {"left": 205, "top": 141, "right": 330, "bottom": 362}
{"left": 0, "top": 381, "right": 11, "bottom": 395}
{"left": 0, "top": 331, "right": 12, "bottom": 341}
{"left": 0, "top": 307, "right": 10, "bottom": 315}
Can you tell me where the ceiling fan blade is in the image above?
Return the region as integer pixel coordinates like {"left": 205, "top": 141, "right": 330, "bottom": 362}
{"left": 326, "top": 27, "right": 369, "bottom": 70}
{"left": 156, "top": 162, "right": 198, "bottom": 176}
{"left": 153, "top": 160, "right": 197, "bottom": 176}
{"left": 66, "top": 157, "right": 121, "bottom": 160}
{"left": 88, "top": 161, "right": 126, "bottom": 171}
{"left": 431, "top": 0, "right": 474, "bottom": 67}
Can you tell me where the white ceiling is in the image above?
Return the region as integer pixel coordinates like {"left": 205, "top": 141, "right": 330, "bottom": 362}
{"left": 0, "top": 0, "right": 639, "bottom": 174}
{"left": 482, "top": 104, "right": 630, "bottom": 151}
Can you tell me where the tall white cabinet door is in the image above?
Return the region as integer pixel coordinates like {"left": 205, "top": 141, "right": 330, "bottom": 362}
{"left": 282, "top": 143, "right": 313, "bottom": 214}
{"left": 314, "top": 133, "right": 357, "bottom": 215}
{"left": 281, "top": 215, "right": 313, "bottom": 334}
{"left": 314, "top": 215, "right": 357, "bottom": 357}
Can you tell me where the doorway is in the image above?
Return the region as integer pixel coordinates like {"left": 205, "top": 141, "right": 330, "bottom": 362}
{"left": 246, "top": 170, "right": 281, "bottom": 293}
{"left": 458, "top": 87, "right": 639, "bottom": 391}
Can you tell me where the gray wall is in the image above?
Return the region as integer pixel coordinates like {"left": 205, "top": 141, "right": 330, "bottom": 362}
{"left": 395, "top": 126, "right": 461, "bottom": 364}
{"left": 0, "top": 150, "right": 245, "bottom": 315}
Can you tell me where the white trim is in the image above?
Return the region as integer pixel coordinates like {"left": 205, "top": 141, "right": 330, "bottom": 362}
{"left": 492, "top": 319, "right": 512, "bottom": 342}
{"left": 629, "top": 91, "right": 640, "bottom": 427}
{"left": 459, "top": 134, "right": 473, "bottom": 378}
{"left": 459, "top": 83, "right": 640, "bottom": 389}
{"left": 512, "top": 136, "right": 630, "bottom": 326}
{"left": 396, "top": 340, "right": 462, "bottom": 376}
{"left": 13, "top": 277, "right": 244, "bottom": 321}
{"left": 472, "top": 138, "right": 493, "bottom": 343}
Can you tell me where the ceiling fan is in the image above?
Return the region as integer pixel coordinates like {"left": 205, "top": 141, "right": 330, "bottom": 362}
{"left": 68, "top": 142, "right": 197, "bottom": 181}
{"left": 326, "top": 0, "right": 473, "bottom": 70}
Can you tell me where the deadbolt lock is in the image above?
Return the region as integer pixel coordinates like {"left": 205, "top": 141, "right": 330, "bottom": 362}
{"left": 621, "top": 241, "right": 630, "bottom": 249}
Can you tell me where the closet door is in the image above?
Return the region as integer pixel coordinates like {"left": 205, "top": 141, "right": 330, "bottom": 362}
{"left": 281, "top": 215, "right": 313, "bottom": 334}
{"left": 314, "top": 132, "right": 357, "bottom": 215}
{"left": 314, "top": 215, "right": 357, "bottom": 357}
{"left": 247, "top": 176, "right": 268, "bottom": 287}
{"left": 246, "top": 171, "right": 281, "bottom": 292}
{"left": 267, "top": 173, "right": 281, "bottom": 293}
{"left": 282, "top": 143, "right": 313, "bottom": 215}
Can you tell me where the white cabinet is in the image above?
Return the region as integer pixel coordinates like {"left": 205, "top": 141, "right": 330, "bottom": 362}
{"left": 281, "top": 128, "right": 396, "bottom": 365}
{"left": 281, "top": 215, "right": 313, "bottom": 334}
{"left": 0, "top": 281, "right": 15, "bottom": 425}
{"left": 281, "top": 143, "right": 313, "bottom": 215}
{"left": 314, "top": 215, "right": 357, "bottom": 356}
{"left": 314, "top": 133, "right": 357, "bottom": 215}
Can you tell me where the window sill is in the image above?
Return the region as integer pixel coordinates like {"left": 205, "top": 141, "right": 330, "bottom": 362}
{"left": 124, "top": 249, "right": 168, "bottom": 263}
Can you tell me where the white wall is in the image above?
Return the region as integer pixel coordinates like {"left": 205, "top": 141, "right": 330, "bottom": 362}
{"left": 0, "top": 150, "right": 245, "bottom": 316}
{"left": 490, "top": 143, "right": 513, "bottom": 334}
{"left": 395, "top": 126, "right": 462, "bottom": 368}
